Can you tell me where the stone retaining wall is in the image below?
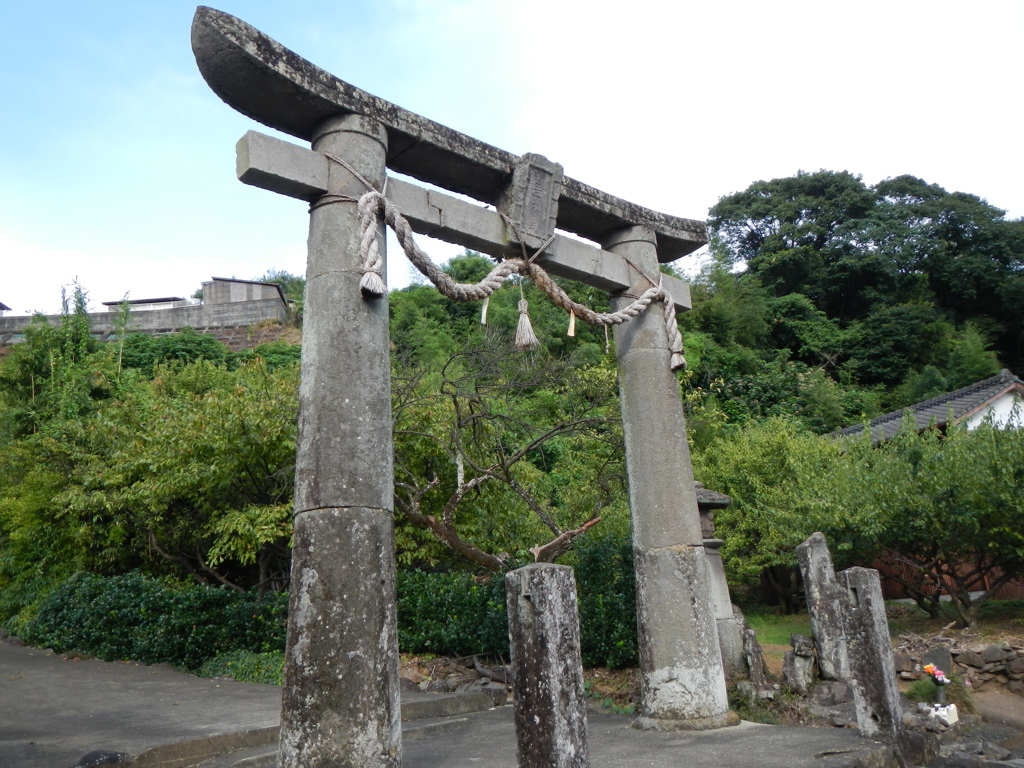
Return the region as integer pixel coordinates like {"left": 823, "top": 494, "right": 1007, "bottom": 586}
{"left": 0, "top": 298, "right": 287, "bottom": 341}
{"left": 894, "top": 639, "right": 1024, "bottom": 695}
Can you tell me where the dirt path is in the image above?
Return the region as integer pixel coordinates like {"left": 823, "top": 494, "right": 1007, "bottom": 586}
{"left": 974, "top": 688, "right": 1024, "bottom": 731}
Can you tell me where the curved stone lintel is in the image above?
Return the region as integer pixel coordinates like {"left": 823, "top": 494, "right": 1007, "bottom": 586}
{"left": 190, "top": 6, "right": 707, "bottom": 259}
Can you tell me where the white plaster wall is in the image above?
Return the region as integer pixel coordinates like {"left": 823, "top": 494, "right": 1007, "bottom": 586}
{"left": 964, "top": 392, "right": 1024, "bottom": 429}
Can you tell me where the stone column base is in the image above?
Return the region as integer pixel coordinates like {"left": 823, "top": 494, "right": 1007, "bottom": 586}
{"left": 633, "top": 710, "right": 741, "bottom": 731}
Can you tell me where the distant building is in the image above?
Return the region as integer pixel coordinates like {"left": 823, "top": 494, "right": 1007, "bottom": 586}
{"left": 832, "top": 369, "right": 1024, "bottom": 443}
{"left": 0, "top": 301, "right": 10, "bottom": 317}
{"left": 98, "top": 278, "right": 287, "bottom": 313}
{"left": 0, "top": 277, "right": 289, "bottom": 352}
{"left": 201, "top": 277, "right": 286, "bottom": 306}
{"left": 101, "top": 296, "right": 190, "bottom": 312}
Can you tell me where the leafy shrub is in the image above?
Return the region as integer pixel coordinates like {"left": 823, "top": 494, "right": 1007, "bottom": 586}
{"left": 198, "top": 649, "right": 285, "bottom": 685}
{"left": 22, "top": 572, "right": 287, "bottom": 669}
{"left": 395, "top": 570, "right": 508, "bottom": 657}
{"left": 232, "top": 341, "right": 302, "bottom": 371}
{"left": 120, "top": 328, "right": 228, "bottom": 374}
{"left": 572, "top": 530, "right": 638, "bottom": 668}
{"left": 396, "top": 532, "right": 639, "bottom": 667}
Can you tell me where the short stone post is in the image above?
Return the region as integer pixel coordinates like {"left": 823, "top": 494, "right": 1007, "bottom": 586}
{"left": 797, "top": 532, "right": 851, "bottom": 681}
{"left": 505, "top": 564, "right": 590, "bottom": 768}
{"left": 278, "top": 114, "right": 401, "bottom": 768}
{"left": 782, "top": 634, "right": 818, "bottom": 695}
{"left": 837, "top": 567, "right": 905, "bottom": 747}
{"left": 605, "top": 226, "right": 734, "bottom": 730}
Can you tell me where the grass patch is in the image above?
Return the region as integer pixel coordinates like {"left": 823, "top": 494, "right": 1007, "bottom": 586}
{"left": 745, "top": 612, "right": 813, "bottom": 646}
{"left": 582, "top": 668, "right": 639, "bottom": 715}
{"left": 197, "top": 650, "right": 284, "bottom": 685}
{"left": 727, "top": 684, "right": 828, "bottom": 726}
{"left": 728, "top": 685, "right": 782, "bottom": 725}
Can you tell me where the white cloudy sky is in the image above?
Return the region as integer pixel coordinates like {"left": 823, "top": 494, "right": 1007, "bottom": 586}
{"left": 1, "top": 0, "right": 1022, "bottom": 315}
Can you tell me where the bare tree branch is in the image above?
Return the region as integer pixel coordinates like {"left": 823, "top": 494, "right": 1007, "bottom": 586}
{"left": 530, "top": 517, "right": 602, "bottom": 563}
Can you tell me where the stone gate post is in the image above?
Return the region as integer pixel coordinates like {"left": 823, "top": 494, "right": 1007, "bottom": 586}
{"left": 279, "top": 114, "right": 401, "bottom": 768}
{"left": 604, "top": 226, "right": 735, "bottom": 730}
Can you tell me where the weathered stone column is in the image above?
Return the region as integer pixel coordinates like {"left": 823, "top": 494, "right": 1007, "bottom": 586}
{"left": 506, "top": 564, "right": 589, "bottom": 768}
{"left": 605, "top": 226, "right": 734, "bottom": 730}
{"left": 796, "top": 532, "right": 851, "bottom": 681}
{"left": 279, "top": 114, "right": 401, "bottom": 768}
{"left": 837, "top": 567, "right": 905, "bottom": 745}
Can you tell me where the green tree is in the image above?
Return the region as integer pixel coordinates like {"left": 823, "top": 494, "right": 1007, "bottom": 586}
{"left": 709, "top": 170, "right": 1024, "bottom": 376}
{"left": 822, "top": 420, "right": 1024, "bottom": 626}
{"left": 55, "top": 359, "right": 299, "bottom": 595}
{"left": 0, "top": 285, "right": 111, "bottom": 438}
{"left": 692, "top": 417, "right": 841, "bottom": 611}
{"left": 708, "top": 170, "right": 877, "bottom": 319}
{"left": 391, "top": 335, "right": 623, "bottom": 572}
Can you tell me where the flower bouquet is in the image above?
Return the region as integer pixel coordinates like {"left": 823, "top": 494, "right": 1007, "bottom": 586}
{"left": 923, "top": 663, "right": 950, "bottom": 705}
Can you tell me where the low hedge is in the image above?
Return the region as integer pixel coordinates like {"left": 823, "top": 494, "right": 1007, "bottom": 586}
{"left": 573, "top": 530, "right": 638, "bottom": 668}
{"left": 22, "top": 572, "right": 287, "bottom": 669}
{"left": 395, "top": 569, "right": 509, "bottom": 657}
{"left": 396, "top": 530, "right": 639, "bottom": 668}
{"left": 23, "top": 529, "right": 640, "bottom": 671}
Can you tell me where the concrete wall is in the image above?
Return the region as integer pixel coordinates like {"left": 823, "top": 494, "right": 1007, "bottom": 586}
{"left": 0, "top": 298, "right": 287, "bottom": 342}
{"left": 203, "top": 280, "right": 283, "bottom": 305}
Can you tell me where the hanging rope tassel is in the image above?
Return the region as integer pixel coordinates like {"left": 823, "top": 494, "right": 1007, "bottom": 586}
{"left": 567, "top": 309, "right": 576, "bottom": 337}
{"left": 480, "top": 295, "right": 490, "bottom": 325}
{"left": 359, "top": 269, "right": 387, "bottom": 297}
{"left": 661, "top": 291, "right": 687, "bottom": 371}
{"left": 515, "top": 298, "right": 540, "bottom": 350}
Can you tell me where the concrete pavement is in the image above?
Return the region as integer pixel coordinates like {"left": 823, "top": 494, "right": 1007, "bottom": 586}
{"left": 1, "top": 639, "right": 903, "bottom": 768}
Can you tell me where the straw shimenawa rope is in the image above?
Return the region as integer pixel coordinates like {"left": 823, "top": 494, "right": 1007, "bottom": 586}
{"left": 353, "top": 188, "right": 686, "bottom": 371}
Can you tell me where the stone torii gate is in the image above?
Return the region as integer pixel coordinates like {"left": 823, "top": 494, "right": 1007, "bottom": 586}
{"left": 191, "top": 7, "right": 734, "bottom": 767}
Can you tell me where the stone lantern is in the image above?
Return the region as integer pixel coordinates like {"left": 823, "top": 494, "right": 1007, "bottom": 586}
{"left": 695, "top": 482, "right": 745, "bottom": 678}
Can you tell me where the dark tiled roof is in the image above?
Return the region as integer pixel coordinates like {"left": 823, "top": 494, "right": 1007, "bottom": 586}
{"left": 832, "top": 369, "right": 1024, "bottom": 444}
{"left": 0, "top": 301, "right": 10, "bottom": 311}
{"left": 101, "top": 297, "right": 185, "bottom": 306}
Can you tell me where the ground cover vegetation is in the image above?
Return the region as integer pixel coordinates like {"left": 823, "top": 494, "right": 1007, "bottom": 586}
{"left": 0, "top": 170, "right": 1021, "bottom": 674}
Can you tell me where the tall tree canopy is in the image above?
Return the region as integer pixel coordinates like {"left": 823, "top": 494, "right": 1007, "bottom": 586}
{"left": 695, "top": 170, "right": 1022, "bottom": 411}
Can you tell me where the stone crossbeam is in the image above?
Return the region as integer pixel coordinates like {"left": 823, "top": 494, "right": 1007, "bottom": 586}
{"left": 192, "top": 6, "right": 708, "bottom": 262}
{"left": 238, "top": 131, "right": 692, "bottom": 311}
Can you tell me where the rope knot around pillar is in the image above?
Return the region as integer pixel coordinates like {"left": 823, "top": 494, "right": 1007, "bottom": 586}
{"left": 353, "top": 188, "right": 687, "bottom": 371}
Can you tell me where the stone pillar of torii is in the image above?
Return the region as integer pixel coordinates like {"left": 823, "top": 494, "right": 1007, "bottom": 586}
{"left": 192, "top": 8, "right": 736, "bottom": 766}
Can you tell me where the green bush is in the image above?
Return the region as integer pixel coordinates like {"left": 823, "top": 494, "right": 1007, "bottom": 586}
{"left": 395, "top": 570, "right": 508, "bottom": 657}
{"left": 198, "top": 649, "right": 285, "bottom": 685}
{"left": 22, "top": 572, "right": 287, "bottom": 669}
{"left": 572, "top": 531, "right": 638, "bottom": 668}
{"left": 395, "top": 532, "right": 638, "bottom": 667}
{"left": 232, "top": 341, "right": 302, "bottom": 371}
{"left": 23, "top": 549, "right": 643, "bottom": 672}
